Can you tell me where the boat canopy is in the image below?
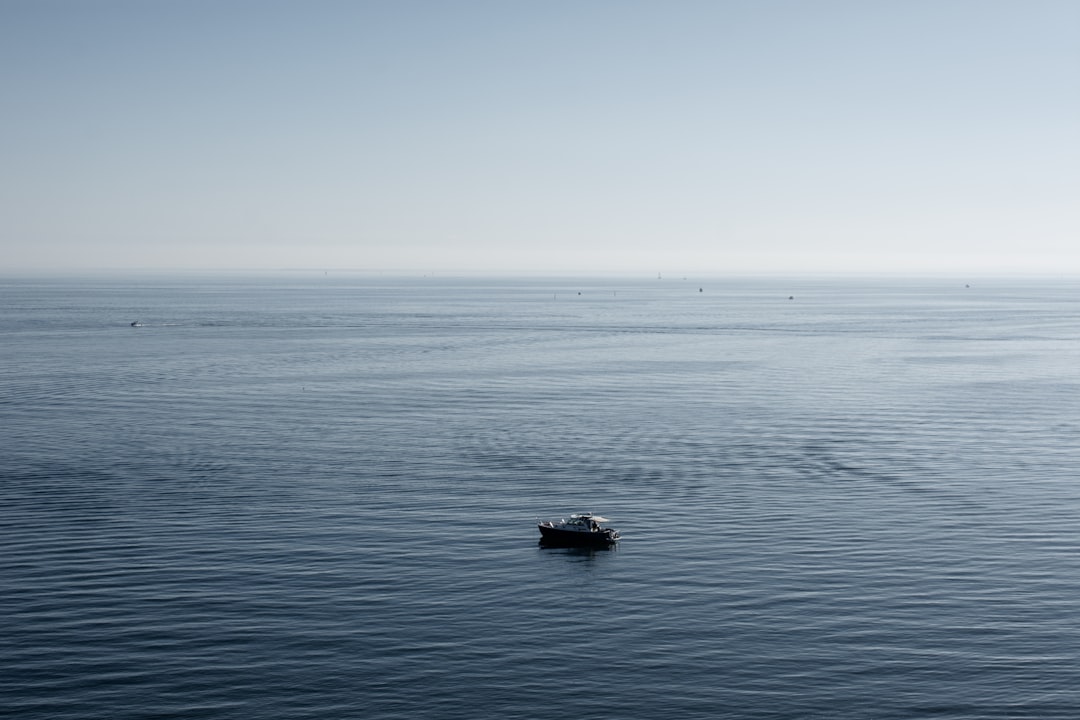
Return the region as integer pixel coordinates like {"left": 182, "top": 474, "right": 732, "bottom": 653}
{"left": 570, "top": 513, "right": 608, "bottom": 523}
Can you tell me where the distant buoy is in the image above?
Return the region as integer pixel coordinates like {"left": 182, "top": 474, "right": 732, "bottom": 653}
{"left": 699, "top": 288, "right": 703, "bottom": 293}
{"left": 788, "top": 296, "right": 794, "bottom": 300}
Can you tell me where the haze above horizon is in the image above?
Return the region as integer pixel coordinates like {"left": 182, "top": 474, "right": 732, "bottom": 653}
{"left": 2, "top": 1, "right": 1077, "bottom": 276}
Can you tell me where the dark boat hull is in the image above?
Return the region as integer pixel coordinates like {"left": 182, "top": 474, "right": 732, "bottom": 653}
{"left": 538, "top": 524, "right": 619, "bottom": 546}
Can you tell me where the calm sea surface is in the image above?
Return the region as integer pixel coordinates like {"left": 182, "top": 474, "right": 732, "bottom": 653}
{"left": 3, "top": 274, "right": 1080, "bottom": 719}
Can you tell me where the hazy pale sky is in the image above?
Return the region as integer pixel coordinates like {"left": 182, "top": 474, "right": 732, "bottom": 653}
{"left": 2, "top": 0, "right": 1077, "bottom": 275}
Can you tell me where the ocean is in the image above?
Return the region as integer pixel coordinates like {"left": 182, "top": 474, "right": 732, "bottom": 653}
{"left": 3, "top": 274, "right": 1080, "bottom": 719}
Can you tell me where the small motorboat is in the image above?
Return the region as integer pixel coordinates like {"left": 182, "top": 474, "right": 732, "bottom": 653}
{"left": 538, "top": 512, "right": 619, "bottom": 546}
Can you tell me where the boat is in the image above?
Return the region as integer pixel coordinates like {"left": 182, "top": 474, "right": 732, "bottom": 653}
{"left": 537, "top": 512, "right": 620, "bottom": 546}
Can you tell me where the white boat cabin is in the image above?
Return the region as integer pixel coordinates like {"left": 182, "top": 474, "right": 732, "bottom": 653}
{"left": 561, "top": 513, "right": 608, "bottom": 532}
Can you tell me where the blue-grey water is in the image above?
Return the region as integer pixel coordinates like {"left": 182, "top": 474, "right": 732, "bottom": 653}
{"left": 3, "top": 274, "right": 1080, "bottom": 719}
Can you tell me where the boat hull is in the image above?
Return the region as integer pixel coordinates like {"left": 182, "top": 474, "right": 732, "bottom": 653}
{"left": 538, "top": 524, "right": 619, "bottom": 546}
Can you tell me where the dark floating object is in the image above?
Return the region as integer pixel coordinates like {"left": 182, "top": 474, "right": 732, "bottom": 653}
{"left": 699, "top": 287, "right": 703, "bottom": 293}
{"left": 130, "top": 320, "right": 141, "bottom": 327}
{"left": 788, "top": 296, "right": 794, "bottom": 300}
{"left": 538, "top": 512, "right": 619, "bottom": 547}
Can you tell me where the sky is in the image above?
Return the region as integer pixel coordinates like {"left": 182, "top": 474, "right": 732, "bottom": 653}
{"left": 1, "top": 0, "right": 1077, "bottom": 275}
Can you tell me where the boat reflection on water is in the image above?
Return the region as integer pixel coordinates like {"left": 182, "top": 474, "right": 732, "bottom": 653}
{"left": 537, "top": 540, "right": 618, "bottom": 557}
